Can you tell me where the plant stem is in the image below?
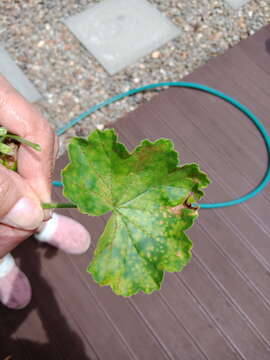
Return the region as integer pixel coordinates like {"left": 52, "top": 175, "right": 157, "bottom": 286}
{"left": 6, "top": 134, "right": 41, "bottom": 151}
{"left": 42, "top": 203, "right": 77, "bottom": 209}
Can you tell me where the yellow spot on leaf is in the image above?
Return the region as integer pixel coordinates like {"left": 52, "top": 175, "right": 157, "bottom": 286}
{"left": 177, "top": 251, "right": 184, "bottom": 259}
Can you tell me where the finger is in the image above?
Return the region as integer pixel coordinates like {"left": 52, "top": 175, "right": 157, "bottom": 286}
{"left": 0, "top": 223, "right": 31, "bottom": 258}
{"left": 0, "top": 164, "right": 43, "bottom": 230}
{"left": 0, "top": 75, "right": 56, "bottom": 204}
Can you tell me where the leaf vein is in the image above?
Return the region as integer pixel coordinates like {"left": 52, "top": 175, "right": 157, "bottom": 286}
{"left": 118, "top": 210, "right": 165, "bottom": 251}
{"left": 79, "top": 146, "right": 112, "bottom": 203}
{"left": 96, "top": 131, "right": 113, "bottom": 203}
{"left": 68, "top": 179, "right": 112, "bottom": 209}
{"left": 119, "top": 215, "right": 160, "bottom": 288}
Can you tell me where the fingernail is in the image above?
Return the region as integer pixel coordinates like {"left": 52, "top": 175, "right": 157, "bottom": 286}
{"left": 43, "top": 209, "right": 53, "bottom": 221}
{"left": 2, "top": 197, "right": 43, "bottom": 230}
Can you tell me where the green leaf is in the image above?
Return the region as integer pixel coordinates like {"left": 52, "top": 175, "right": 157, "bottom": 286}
{"left": 62, "top": 129, "right": 210, "bottom": 296}
{"left": 0, "top": 143, "right": 12, "bottom": 154}
{"left": 0, "top": 127, "right": 7, "bottom": 136}
{"left": 0, "top": 158, "right": 17, "bottom": 171}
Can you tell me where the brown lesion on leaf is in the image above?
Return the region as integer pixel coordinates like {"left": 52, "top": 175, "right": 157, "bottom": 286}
{"left": 134, "top": 145, "right": 159, "bottom": 169}
{"left": 169, "top": 203, "right": 185, "bottom": 215}
{"left": 169, "top": 193, "right": 199, "bottom": 216}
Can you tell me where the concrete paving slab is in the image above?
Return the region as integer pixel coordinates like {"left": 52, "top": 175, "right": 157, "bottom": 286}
{"left": 63, "top": 0, "right": 180, "bottom": 75}
{"left": 225, "top": 0, "right": 250, "bottom": 9}
{"left": 0, "top": 45, "right": 41, "bottom": 103}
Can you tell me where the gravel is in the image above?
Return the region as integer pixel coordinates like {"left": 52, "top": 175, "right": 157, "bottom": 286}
{"left": 0, "top": 0, "right": 269, "bottom": 154}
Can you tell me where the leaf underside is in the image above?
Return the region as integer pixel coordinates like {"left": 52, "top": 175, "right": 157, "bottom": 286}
{"left": 62, "top": 129, "right": 210, "bottom": 297}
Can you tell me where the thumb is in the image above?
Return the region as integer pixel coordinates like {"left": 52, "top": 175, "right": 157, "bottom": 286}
{"left": 0, "top": 164, "right": 44, "bottom": 230}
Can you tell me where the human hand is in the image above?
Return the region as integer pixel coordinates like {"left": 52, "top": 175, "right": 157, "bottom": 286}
{"left": 0, "top": 75, "right": 58, "bottom": 257}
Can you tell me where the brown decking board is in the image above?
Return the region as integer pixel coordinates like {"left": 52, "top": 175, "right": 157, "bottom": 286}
{"left": 1, "top": 25, "right": 270, "bottom": 360}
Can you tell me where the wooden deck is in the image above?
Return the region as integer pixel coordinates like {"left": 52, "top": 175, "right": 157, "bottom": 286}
{"left": 1, "top": 25, "right": 270, "bottom": 360}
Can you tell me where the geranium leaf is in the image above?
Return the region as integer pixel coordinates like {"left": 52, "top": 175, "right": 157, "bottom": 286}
{"left": 62, "top": 129, "right": 210, "bottom": 296}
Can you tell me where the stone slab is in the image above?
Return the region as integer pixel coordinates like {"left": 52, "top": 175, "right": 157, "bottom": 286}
{"left": 63, "top": 0, "right": 180, "bottom": 75}
{"left": 0, "top": 45, "right": 41, "bottom": 103}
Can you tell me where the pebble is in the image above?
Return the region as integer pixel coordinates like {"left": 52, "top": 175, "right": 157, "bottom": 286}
{"left": 37, "top": 40, "right": 45, "bottom": 47}
{"left": 151, "top": 51, "right": 161, "bottom": 59}
{"left": 1, "top": 0, "right": 269, "bottom": 154}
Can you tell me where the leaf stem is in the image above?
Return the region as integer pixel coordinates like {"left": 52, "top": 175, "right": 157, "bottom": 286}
{"left": 6, "top": 134, "right": 41, "bottom": 151}
{"left": 42, "top": 203, "right": 77, "bottom": 209}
